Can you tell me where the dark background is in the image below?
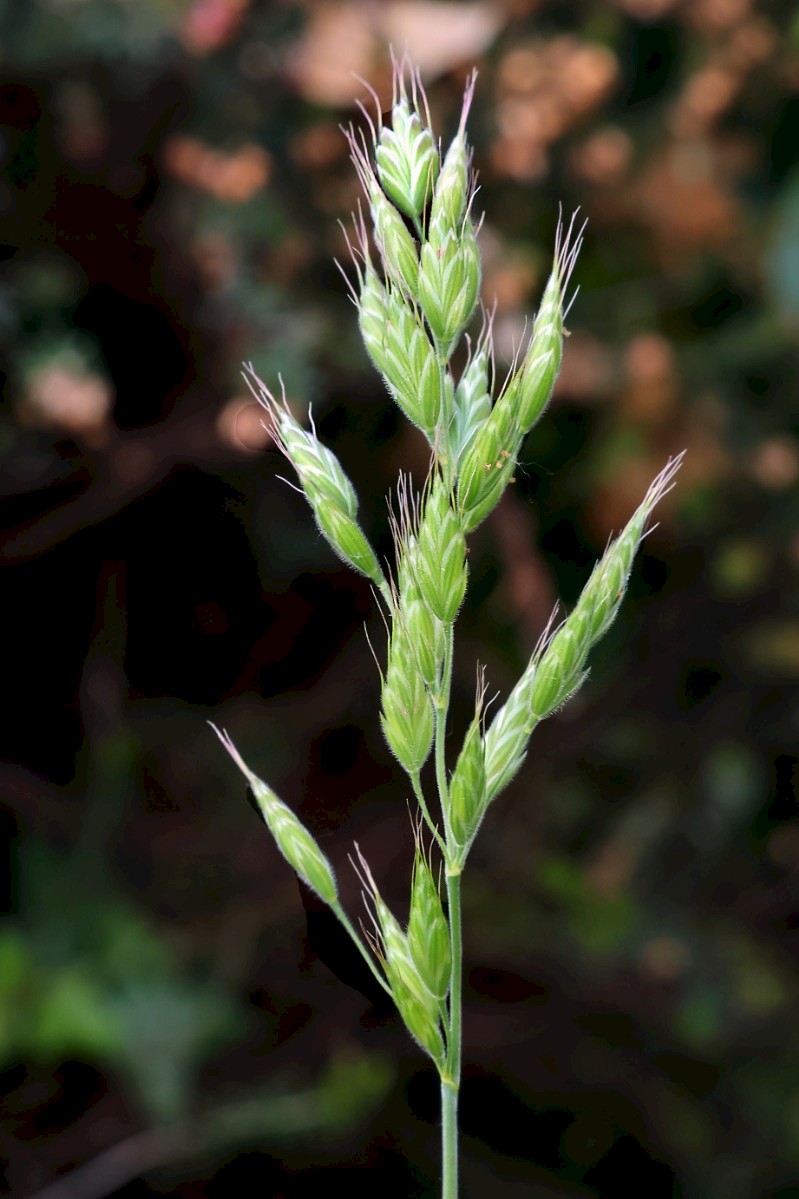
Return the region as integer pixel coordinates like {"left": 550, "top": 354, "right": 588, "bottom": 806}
{"left": 2, "top": 1, "right": 799, "bottom": 1196}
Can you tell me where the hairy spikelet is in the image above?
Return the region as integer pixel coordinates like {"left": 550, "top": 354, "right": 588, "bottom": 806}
{"left": 245, "top": 369, "right": 387, "bottom": 592}
{"left": 412, "top": 475, "right": 468, "bottom": 624}
{"left": 456, "top": 377, "right": 523, "bottom": 533}
{"left": 448, "top": 339, "right": 492, "bottom": 466}
{"left": 408, "top": 850, "right": 451, "bottom": 1000}
{"left": 373, "top": 71, "right": 439, "bottom": 220}
{"left": 448, "top": 678, "right": 488, "bottom": 855}
{"left": 514, "top": 212, "right": 584, "bottom": 432}
{"left": 380, "top": 611, "right": 435, "bottom": 775}
{"left": 530, "top": 455, "right": 684, "bottom": 721}
{"left": 352, "top": 846, "right": 445, "bottom": 1064}
{"left": 482, "top": 660, "right": 537, "bottom": 804}
{"left": 417, "top": 213, "right": 481, "bottom": 350}
{"left": 357, "top": 269, "right": 444, "bottom": 440}
{"left": 211, "top": 726, "right": 338, "bottom": 906}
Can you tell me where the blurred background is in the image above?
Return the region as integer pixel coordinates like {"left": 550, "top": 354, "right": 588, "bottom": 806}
{"left": 2, "top": 0, "right": 799, "bottom": 1195}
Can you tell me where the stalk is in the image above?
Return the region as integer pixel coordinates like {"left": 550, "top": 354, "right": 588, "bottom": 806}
{"left": 410, "top": 770, "right": 447, "bottom": 855}
{"left": 442, "top": 868, "right": 462, "bottom": 1199}
{"left": 433, "top": 626, "right": 462, "bottom": 1197}
{"left": 331, "top": 903, "right": 393, "bottom": 998}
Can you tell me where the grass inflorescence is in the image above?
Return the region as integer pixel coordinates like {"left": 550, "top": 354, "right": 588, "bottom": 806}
{"left": 215, "top": 55, "right": 682, "bottom": 1199}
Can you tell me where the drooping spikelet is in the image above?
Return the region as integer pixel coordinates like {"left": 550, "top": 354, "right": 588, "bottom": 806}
{"left": 211, "top": 725, "right": 338, "bottom": 906}
{"left": 245, "top": 368, "right": 388, "bottom": 598}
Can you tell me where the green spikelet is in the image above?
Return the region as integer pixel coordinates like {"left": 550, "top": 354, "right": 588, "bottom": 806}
{"left": 448, "top": 690, "right": 488, "bottom": 854}
{"left": 380, "top": 610, "right": 435, "bottom": 774}
{"left": 456, "top": 376, "right": 523, "bottom": 533}
{"left": 529, "top": 455, "right": 684, "bottom": 721}
{"left": 368, "top": 176, "right": 419, "bottom": 293}
{"left": 375, "top": 96, "right": 439, "bottom": 221}
{"left": 211, "top": 726, "right": 338, "bottom": 906}
{"left": 395, "top": 527, "right": 446, "bottom": 689}
{"left": 408, "top": 851, "right": 451, "bottom": 1001}
{"left": 245, "top": 370, "right": 386, "bottom": 592}
{"left": 428, "top": 72, "right": 476, "bottom": 233}
{"left": 347, "top": 129, "right": 420, "bottom": 295}
{"left": 515, "top": 213, "right": 584, "bottom": 432}
{"left": 353, "top": 847, "right": 445, "bottom": 1064}
{"left": 356, "top": 264, "right": 444, "bottom": 441}
{"left": 482, "top": 660, "right": 537, "bottom": 804}
{"left": 413, "top": 475, "right": 468, "bottom": 624}
{"left": 417, "top": 212, "right": 481, "bottom": 350}
{"left": 448, "top": 342, "right": 492, "bottom": 465}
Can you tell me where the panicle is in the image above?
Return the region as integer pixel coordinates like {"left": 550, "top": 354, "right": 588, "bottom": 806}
{"left": 211, "top": 725, "right": 338, "bottom": 907}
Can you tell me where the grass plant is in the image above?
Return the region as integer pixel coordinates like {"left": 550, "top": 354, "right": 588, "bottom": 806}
{"left": 213, "top": 57, "right": 682, "bottom": 1197}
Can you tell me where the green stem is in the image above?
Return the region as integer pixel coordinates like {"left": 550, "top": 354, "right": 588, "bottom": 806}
{"left": 432, "top": 625, "right": 462, "bottom": 1196}
{"left": 331, "top": 903, "right": 392, "bottom": 997}
{"left": 436, "top": 354, "right": 455, "bottom": 491}
{"left": 410, "top": 771, "right": 447, "bottom": 855}
{"left": 441, "top": 868, "right": 462, "bottom": 1199}
{"left": 434, "top": 626, "right": 455, "bottom": 839}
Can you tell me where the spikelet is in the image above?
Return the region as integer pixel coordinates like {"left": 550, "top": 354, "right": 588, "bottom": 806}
{"left": 211, "top": 726, "right": 338, "bottom": 907}
{"left": 393, "top": 504, "right": 446, "bottom": 689}
{"left": 447, "top": 334, "right": 493, "bottom": 466}
{"left": 482, "top": 660, "right": 537, "bottom": 804}
{"left": 448, "top": 674, "right": 488, "bottom": 855}
{"left": 417, "top": 212, "right": 481, "bottom": 351}
{"left": 380, "top": 607, "right": 435, "bottom": 775}
{"left": 372, "top": 62, "right": 439, "bottom": 221}
{"left": 412, "top": 474, "right": 468, "bottom": 625}
{"left": 345, "top": 215, "right": 444, "bottom": 443}
{"left": 352, "top": 846, "right": 445, "bottom": 1064}
{"left": 529, "top": 455, "right": 684, "bottom": 721}
{"left": 408, "top": 848, "right": 451, "bottom": 1001}
{"left": 245, "top": 369, "right": 387, "bottom": 594}
{"left": 456, "top": 372, "right": 523, "bottom": 534}
{"left": 514, "top": 211, "right": 584, "bottom": 432}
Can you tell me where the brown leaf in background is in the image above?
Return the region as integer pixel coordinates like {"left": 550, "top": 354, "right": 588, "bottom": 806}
{"left": 287, "top": 0, "right": 502, "bottom": 106}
